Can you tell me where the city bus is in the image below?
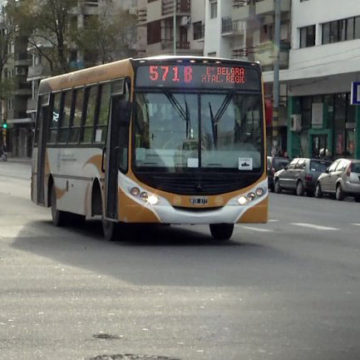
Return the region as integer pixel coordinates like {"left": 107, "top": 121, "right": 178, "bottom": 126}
{"left": 31, "top": 56, "right": 268, "bottom": 241}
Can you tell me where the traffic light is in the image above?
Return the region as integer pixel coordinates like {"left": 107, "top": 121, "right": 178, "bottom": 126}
{"left": 2, "top": 123, "right": 7, "bottom": 129}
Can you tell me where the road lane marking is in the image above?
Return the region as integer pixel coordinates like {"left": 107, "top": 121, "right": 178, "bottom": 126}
{"left": 291, "top": 223, "right": 338, "bottom": 231}
{"left": 269, "top": 219, "right": 279, "bottom": 223}
{"left": 240, "top": 226, "right": 273, "bottom": 232}
{"left": 352, "top": 223, "right": 360, "bottom": 227}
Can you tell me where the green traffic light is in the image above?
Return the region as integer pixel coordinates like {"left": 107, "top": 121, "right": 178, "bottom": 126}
{"left": 2, "top": 123, "right": 7, "bottom": 129}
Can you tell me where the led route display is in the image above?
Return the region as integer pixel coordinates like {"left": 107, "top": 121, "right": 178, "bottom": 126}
{"left": 136, "top": 64, "right": 260, "bottom": 90}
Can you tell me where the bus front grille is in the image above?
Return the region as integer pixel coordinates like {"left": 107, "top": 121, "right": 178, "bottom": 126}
{"left": 133, "top": 171, "right": 262, "bottom": 196}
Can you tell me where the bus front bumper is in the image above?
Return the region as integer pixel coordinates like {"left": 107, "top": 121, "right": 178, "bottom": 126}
{"left": 119, "top": 174, "right": 268, "bottom": 224}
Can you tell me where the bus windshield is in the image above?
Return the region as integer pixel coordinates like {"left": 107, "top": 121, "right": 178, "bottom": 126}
{"left": 134, "top": 91, "right": 262, "bottom": 172}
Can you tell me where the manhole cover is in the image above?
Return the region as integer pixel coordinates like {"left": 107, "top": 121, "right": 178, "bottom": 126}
{"left": 93, "top": 333, "right": 123, "bottom": 340}
{"left": 88, "top": 355, "right": 180, "bottom": 360}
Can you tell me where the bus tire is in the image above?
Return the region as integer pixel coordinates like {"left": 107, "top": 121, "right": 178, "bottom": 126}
{"left": 209, "top": 223, "right": 234, "bottom": 241}
{"left": 51, "top": 185, "right": 67, "bottom": 227}
{"left": 102, "top": 219, "right": 120, "bottom": 241}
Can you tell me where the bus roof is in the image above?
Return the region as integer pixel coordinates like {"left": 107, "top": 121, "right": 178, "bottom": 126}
{"left": 38, "top": 55, "right": 260, "bottom": 95}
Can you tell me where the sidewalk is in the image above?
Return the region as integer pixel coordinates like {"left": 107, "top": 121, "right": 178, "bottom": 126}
{"left": 6, "top": 157, "right": 32, "bottom": 164}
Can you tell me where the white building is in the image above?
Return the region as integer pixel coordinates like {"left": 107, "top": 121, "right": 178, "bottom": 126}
{"left": 203, "top": 0, "right": 360, "bottom": 159}
{"left": 279, "top": 0, "right": 360, "bottom": 159}
{"left": 204, "top": 0, "right": 291, "bottom": 153}
{"left": 137, "top": 0, "right": 205, "bottom": 57}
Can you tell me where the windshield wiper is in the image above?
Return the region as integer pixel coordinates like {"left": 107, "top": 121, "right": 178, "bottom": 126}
{"left": 208, "top": 94, "right": 233, "bottom": 148}
{"left": 163, "top": 91, "right": 191, "bottom": 138}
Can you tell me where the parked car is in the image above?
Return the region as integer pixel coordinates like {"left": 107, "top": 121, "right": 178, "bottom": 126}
{"left": 267, "top": 156, "right": 290, "bottom": 191}
{"left": 274, "top": 158, "right": 331, "bottom": 196}
{"left": 315, "top": 158, "right": 360, "bottom": 201}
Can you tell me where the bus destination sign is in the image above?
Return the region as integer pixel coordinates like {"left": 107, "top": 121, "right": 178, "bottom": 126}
{"left": 136, "top": 64, "right": 260, "bottom": 90}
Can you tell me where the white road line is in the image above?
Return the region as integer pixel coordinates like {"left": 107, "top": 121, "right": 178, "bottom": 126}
{"left": 241, "top": 226, "right": 273, "bottom": 233}
{"left": 291, "top": 223, "right": 338, "bottom": 231}
{"left": 352, "top": 223, "right": 360, "bottom": 227}
{"left": 269, "top": 219, "right": 279, "bottom": 223}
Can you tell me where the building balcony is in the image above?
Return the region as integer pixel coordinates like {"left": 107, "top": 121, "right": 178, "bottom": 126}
{"left": 233, "top": 0, "right": 249, "bottom": 7}
{"left": 161, "top": 39, "right": 190, "bottom": 50}
{"left": 232, "top": 48, "right": 248, "bottom": 59}
{"left": 27, "top": 64, "right": 50, "bottom": 81}
{"left": 256, "top": 0, "right": 290, "bottom": 15}
{"left": 80, "top": 0, "right": 99, "bottom": 15}
{"left": 254, "top": 40, "right": 290, "bottom": 70}
{"left": 162, "top": 0, "right": 190, "bottom": 16}
{"left": 26, "top": 98, "right": 37, "bottom": 114}
{"left": 221, "top": 18, "right": 246, "bottom": 36}
{"left": 232, "top": 3, "right": 250, "bottom": 20}
{"left": 137, "top": 8, "right": 147, "bottom": 23}
{"left": 14, "top": 53, "right": 31, "bottom": 67}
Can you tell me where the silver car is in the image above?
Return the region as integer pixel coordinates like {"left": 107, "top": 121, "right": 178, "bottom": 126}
{"left": 315, "top": 159, "right": 360, "bottom": 202}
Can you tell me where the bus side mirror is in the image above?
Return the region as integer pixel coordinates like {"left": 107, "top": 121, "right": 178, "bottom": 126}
{"left": 119, "top": 100, "right": 131, "bottom": 126}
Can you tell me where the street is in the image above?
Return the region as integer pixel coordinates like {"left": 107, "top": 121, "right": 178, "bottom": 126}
{"left": 1, "top": 161, "right": 360, "bottom": 360}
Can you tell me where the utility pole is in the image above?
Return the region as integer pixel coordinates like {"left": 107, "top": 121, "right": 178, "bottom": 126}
{"left": 246, "top": 0, "right": 256, "bottom": 61}
{"left": 272, "top": 0, "right": 281, "bottom": 155}
{"left": 173, "top": 0, "right": 177, "bottom": 55}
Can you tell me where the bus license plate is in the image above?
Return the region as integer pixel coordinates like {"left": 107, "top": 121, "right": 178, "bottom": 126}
{"left": 190, "top": 197, "right": 208, "bottom": 206}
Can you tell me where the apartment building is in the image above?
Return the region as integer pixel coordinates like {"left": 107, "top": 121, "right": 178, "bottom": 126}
{"left": 204, "top": 0, "right": 291, "bottom": 154}
{"left": 137, "top": 0, "right": 205, "bottom": 56}
{"left": 283, "top": 0, "right": 360, "bottom": 159}
{"left": 4, "top": 1, "right": 32, "bottom": 158}
{"left": 21, "top": 0, "right": 137, "bottom": 158}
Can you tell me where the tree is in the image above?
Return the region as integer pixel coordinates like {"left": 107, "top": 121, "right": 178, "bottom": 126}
{"left": 13, "top": 0, "right": 138, "bottom": 76}
{"left": 76, "top": 3, "right": 137, "bottom": 66}
{"left": 13, "top": 0, "right": 79, "bottom": 75}
{"left": 0, "top": 1, "right": 17, "bottom": 124}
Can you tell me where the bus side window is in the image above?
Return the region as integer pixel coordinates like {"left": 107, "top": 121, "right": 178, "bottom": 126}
{"left": 69, "top": 88, "right": 84, "bottom": 143}
{"left": 58, "top": 91, "right": 72, "bottom": 143}
{"left": 81, "top": 85, "right": 98, "bottom": 144}
{"left": 48, "top": 92, "right": 61, "bottom": 144}
{"left": 95, "top": 83, "right": 111, "bottom": 144}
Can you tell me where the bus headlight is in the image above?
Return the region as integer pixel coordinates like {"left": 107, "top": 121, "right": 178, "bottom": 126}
{"left": 140, "top": 192, "right": 148, "bottom": 201}
{"left": 147, "top": 194, "right": 159, "bottom": 205}
{"left": 238, "top": 196, "right": 249, "bottom": 205}
{"left": 237, "top": 187, "right": 266, "bottom": 206}
{"left": 129, "top": 187, "right": 159, "bottom": 206}
{"left": 130, "top": 187, "right": 140, "bottom": 197}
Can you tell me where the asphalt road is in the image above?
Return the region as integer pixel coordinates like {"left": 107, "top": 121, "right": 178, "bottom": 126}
{"left": 1, "top": 161, "right": 360, "bottom": 360}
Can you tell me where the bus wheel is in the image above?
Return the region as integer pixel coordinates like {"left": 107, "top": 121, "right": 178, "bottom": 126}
{"left": 209, "top": 223, "right": 234, "bottom": 241}
{"left": 51, "top": 185, "right": 67, "bottom": 226}
{"left": 102, "top": 219, "right": 119, "bottom": 241}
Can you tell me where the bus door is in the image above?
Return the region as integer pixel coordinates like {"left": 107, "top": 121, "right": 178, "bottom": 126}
{"left": 35, "top": 94, "right": 50, "bottom": 205}
{"left": 104, "top": 80, "right": 131, "bottom": 220}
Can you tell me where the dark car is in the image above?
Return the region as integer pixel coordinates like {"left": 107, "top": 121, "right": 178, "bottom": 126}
{"left": 267, "top": 156, "right": 290, "bottom": 191}
{"left": 274, "top": 158, "right": 331, "bottom": 196}
{"left": 315, "top": 158, "right": 360, "bottom": 201}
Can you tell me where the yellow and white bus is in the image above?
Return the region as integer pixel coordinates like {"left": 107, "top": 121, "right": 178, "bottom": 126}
{"left": 31, "top": 56, "right": 268, "bottom": 241}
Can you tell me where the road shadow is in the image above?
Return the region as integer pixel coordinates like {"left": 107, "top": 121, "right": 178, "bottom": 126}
{"left": 11, "top": 218, "right": 290, "bottom": 287}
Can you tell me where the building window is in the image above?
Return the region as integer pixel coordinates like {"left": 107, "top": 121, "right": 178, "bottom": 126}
{"left": 147, "top": 20, "right": 161, "bottom": 44}
{"left": 193, "top": 21, "right": 204, "bottom": 40}
{"left": 210, "top": 0, "right": 217, "bottom": 19}
{"left": 299, "top": 25, "right": 315, "bottom": 48}
{"left": 322, "top": 16, "right": 360, "bottom": 44}
{"left": 260, "top": 24, "right": 273, "bottom": 43}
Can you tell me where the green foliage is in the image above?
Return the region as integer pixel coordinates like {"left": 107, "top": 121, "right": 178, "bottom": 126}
{"left": 8, "top": 0, "right": 137, "bottom": 76}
